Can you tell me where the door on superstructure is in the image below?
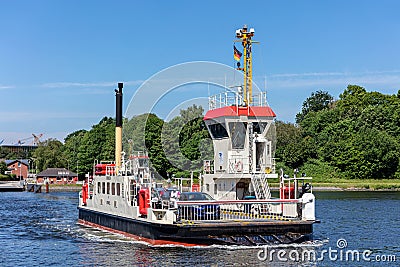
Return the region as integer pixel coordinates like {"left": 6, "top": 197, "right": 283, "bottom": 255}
{"left": 236, "top": 181, "right": 245, "bottom": 200}
{"left": 255, "top": 141, "right": 266, "bottom": 172}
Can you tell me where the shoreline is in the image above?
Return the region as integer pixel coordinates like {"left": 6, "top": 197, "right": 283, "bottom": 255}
{"left": 44, "top": 185, "right": 400, "bottom": 193}
{"left": 2, "top": 181, "right": 398, "bottom": 192}
{"left": 47, "top": 185, "right": 82, "bottom": 192}
{"left": 270, "top": 186, "right": 400, "bottom": 192}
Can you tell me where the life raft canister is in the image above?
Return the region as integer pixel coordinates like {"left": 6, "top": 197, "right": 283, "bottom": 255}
{"left": 280, "top": 186, "right": 295, "bottom": 199}
{"left": 82, "top": 183, "right": 89, "bottom": 205}
{"left": 138, "top": 188, "right": 150, "bottom": 216}
{"left": 191, "top": 183, "right": 200, "bottom": 192}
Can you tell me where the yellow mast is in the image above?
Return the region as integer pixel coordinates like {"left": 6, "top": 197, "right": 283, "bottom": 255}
{"left": 235, "top": 25, "right": 255, "bottom": 106}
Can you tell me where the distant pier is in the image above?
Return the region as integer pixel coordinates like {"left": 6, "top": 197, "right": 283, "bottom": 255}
{"left": 0, "top": 181, "right": 25, "bottom": 192}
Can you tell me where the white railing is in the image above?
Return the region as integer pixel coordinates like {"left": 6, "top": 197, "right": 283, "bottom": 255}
{"left": 279, "top": 170, "right": 313, "bottom": 200}
{"left": 176, "top": 199, "right": 300, "bottom": 222}
{"left": 209, "top": 91, "right": 268, "bottom": 110}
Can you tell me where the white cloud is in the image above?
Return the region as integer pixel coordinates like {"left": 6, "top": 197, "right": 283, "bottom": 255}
{"left": 259, "top": 70, "right": 400, "bottom": 89}
{"left": 0, "top": 85, "right": 15, "bottom": 90}
{"left": 0, "top": 111, "right": 99, "bottom": 123}
{"left": 41, "top": 80, "right": 144, "bottom": 88}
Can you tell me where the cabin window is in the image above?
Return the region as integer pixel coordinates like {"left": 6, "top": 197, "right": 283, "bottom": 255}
{"left": 139, "top": 158, "right": 149, "bottom": 167}
{"left": 97, "top": 182, "right": 101, "bottom": 194}
{"left": 106, "top": 182, "right": 110, "bottom": 194}
{"left": 214, "top": 183, "right": 217, "bottom": 194}
{"left": 102, "top": 182, "right": 105, "bottom": 194}
{"left": 253, "top": 122, "right": 268, "bottom": 134}
{"left": 121, "top": 183, "right": 124, "bottom": 198}
{"left": 116, "top": 183, "right": 121, "bottom": 196}
{"left": 229, "top": 122, "right": 247, "bottom": 149}
{"left": 208, "top": 123, "right": 229, "bottom": 139}
{"left": 111, "top": 183, "right": 115, "bottom": 195}
{"left": 206, "top": 184, "right": 210, "bottom": 192}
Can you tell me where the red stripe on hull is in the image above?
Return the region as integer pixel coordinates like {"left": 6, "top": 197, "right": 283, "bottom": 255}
{"left": 77, "top": 219, "right": 207, "bottom": 247}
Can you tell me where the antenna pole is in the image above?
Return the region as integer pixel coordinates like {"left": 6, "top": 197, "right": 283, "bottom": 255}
{"left": 235, "top": 25, "right": 255, "bottom": 106}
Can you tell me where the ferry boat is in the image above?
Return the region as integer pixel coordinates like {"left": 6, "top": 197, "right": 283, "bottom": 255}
{"left": 78, "top": 25, "right": 318, "bottom": 246}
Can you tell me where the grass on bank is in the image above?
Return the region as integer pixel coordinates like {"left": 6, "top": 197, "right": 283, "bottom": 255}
{"left": 312, "top": 178, "right": 400, "bottom": 190}
{"left": 268, "top": 178, "right": 400, "bottom": 190}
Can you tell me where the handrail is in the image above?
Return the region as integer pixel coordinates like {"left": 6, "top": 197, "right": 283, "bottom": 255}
{"left": 176, "top": 198, "right": 301, "bottom": 221}
{"left": 177, "top": 199, "right": 300, "bottom": 205}
{"left": 209, "top": 91, "right": 268, "bottom": 110}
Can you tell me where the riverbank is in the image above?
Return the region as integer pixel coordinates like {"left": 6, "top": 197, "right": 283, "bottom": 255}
{"left": 47, "top": 184, "right": 82, "bottom": 192}
{"left": 269, "top": 178, "right": 400, "bottom": 191}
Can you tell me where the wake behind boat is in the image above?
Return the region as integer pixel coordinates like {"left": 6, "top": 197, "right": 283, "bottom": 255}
{"left": 78, "top": 25, "right": 318, "bottom": 246}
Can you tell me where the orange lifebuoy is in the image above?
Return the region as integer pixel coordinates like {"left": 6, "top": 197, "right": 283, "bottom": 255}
{"left": 235, "top": 161, "right": 243, "bottom": 172}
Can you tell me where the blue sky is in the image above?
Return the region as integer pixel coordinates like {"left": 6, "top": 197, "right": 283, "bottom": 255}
{"left": 1, "top": 0, "right": 399, "bottom": 144}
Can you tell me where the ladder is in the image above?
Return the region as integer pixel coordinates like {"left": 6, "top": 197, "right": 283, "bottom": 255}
{"left": 251, "top": 172, "right": 271, "bottom": 200}
{"left": 251, "top": 173, "right": 272, "bottom": 214}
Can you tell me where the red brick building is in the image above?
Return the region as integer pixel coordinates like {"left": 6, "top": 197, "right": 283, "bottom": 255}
{"left": 36, "top": 168, "right": 78, "bottom": 184}
{"left": 4, "top": 159, "right": 29, "bottom": 179}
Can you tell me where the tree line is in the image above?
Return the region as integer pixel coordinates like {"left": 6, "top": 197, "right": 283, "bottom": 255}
{"left": 276, "top": 85, "right": 400, "bottom": 179}
{"left": 3, "top": 85, "right": 398, "bottom": 180}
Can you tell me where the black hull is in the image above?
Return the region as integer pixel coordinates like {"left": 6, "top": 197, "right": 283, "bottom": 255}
{"left": 78, "top": 207, "right": 315, "bottom": 246}
{"left": 0, "top": 187, "right": 24, "bottom": 192}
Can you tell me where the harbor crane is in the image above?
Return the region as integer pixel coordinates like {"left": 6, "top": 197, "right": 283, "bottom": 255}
{"left": 15, "top": 133, "right": 43, "bottom": 145}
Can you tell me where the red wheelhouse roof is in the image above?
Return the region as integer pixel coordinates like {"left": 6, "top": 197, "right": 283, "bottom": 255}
{"left": 203, "top": 106, "right": 276, "bottom": 120}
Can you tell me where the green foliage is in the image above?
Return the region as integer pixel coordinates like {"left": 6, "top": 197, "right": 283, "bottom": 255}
{"left": 296, "top": 90, "right": 333, "bottom": 123}
{"left": 144, "top": 114, "right": 171, "bottom": 178}
{"left": 76, "top": 117, "right": 115, "bottom": 174}
{"left": 121, "top": 105, "right": 213, "bottom": 178}
{"left": 0, "top": 161, "right": 7, "bottom": 174}
{"left": 32, "top": 139, "right": 65, "bottom": 171}
{"left": 301, "top": 158, "right": 344, "bottom": 181}
{"left": 280, "top": 85, "right": 400, "bottom": 179}
{"left": 62, "top": 129, "right": 87, "bottom": 173}
{"left": 275, "top": 121, "right": 317, "bottom": 169}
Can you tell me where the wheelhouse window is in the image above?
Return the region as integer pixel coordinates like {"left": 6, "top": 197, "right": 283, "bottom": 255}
{"left": 253, "top": 122, "right": 268, "bottom": 134}
{"left": 229, "top": 122, "right": 247, "bottom": 149}
{"left": 139, "top": 158, "right": 149, "bottom": 167}
{"left": 208, "top": 123, "right": 229, "bottom": 139}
